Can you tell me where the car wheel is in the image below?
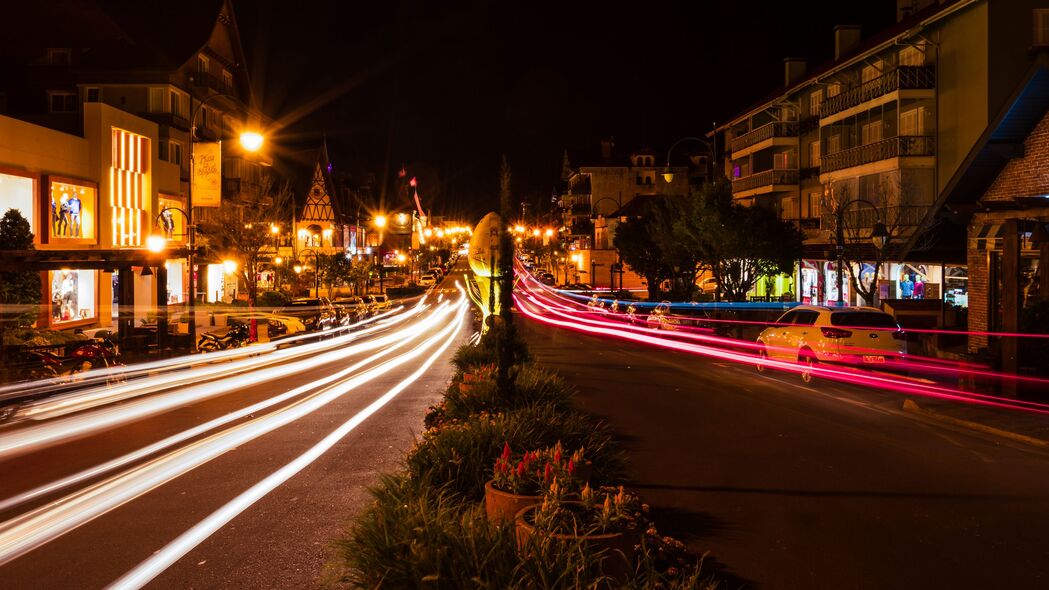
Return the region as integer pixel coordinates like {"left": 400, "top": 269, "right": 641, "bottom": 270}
{"left": 799, "top": 350, "right": 817, "bottom": 384}
{"left": 755, "top": 346, "right": 769, "bottom": 373}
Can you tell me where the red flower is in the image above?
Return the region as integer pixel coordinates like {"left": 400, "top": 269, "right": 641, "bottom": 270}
{"left": 516, "top": 462, "right": 526, "bottom": 477}
{"left": 544, "top": 463, "right": 553, "bottom": 482}
{"left": 554, "top": 449, "right": 562, "bottom": 464}
{"left": 501, "top": 442, "right": 511, "bottom": 461}
{"left": 567, "top": 459, "right": 575, "bottom": 474}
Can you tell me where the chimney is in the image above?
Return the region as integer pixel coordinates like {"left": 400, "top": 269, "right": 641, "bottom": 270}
{"left": 834, "top": 25, "right": 862, "bottom": 60}
{"left": 784, "top": 58, "right": 807, "bottom": 87}
{"left": 599, "top": 138, "right": 614, "bottom": 163}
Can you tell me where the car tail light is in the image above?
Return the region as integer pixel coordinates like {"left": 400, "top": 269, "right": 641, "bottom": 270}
{"left": 820, "top": 327, "right": 853, "bottom": 339}
{"left": 892, "top": 330, "right": 907, "bottom": 341}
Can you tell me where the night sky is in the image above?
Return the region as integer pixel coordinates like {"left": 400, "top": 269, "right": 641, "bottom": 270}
{"left": 234, "top": 1, "right": 897, "bottom": 220}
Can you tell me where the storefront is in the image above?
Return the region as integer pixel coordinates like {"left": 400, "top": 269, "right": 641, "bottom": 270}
{"left": 0, "top": 170, "right": 36, "bottom": 230}
{"left": 49, "top": 268, "right": 97, "bottom": 327}
{"left": 165, "top": 261, "right": 185, "bottom": 304}
{"left": 45, "top": 176, "right": 97, "bottom": 244}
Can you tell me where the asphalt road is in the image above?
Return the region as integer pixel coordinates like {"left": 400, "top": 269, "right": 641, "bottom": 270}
{"left": 0, "top": 285, "right": 469, "bottom": 589}
{"left": 519, "top": 318, "right": 1049, "bottom": 590}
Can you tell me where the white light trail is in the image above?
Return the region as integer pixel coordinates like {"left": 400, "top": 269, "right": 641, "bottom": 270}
{"left": 0, "top": 298, "right": 464, "bottom": 568}
{"left": 0, "top": 302, "right": 444, "bottom": 459}
{"left": 106, "top": 300, "right": 465, "bottom": 590}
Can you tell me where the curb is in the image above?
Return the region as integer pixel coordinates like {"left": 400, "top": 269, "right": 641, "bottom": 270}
{"left": 902, "top": 399, "right": 1049, "bottom": 449}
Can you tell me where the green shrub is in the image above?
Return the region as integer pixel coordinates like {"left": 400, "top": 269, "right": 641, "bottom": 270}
{"left": 257, "top": 290, "right": 289, "bottom": 308}
{"left": 451, "top": 324, "right": 531, "bottom": 373}
{"left": 342, "top": 473, "right": 520, "bottom": 589}
{"left": 443, "top": 365, "right": 574, "bottom": 422}
{"left": 406, "top": 404, "right": 622, "bottom": 502}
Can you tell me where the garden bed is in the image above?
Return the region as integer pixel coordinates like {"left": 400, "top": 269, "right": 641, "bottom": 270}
{"left": 337, "top": 318, "right": 725, "bottom": 589}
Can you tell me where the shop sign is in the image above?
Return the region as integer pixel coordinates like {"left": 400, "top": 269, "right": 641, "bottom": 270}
{"left": 192, "top": 141, "right": 222, "bottom": 207}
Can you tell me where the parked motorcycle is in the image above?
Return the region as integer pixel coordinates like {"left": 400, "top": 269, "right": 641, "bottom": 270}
{"left": 24, "top": 334, "right": 123, "bottom": 382}
{"left": 197, "top": 322, "right": 250, "bottom": 352}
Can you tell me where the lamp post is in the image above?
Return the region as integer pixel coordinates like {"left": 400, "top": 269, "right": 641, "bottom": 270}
{"left": 833, "top": 198, "right": 889, "bottom": 307}
{"left": 147, "top": 207, "right": 192, "bottom": 351}
{"left": 185, "top": 89, "right": 264, "bottom": 351}
{"left": 662, "top": 136, "right": 716, "bottom": 184}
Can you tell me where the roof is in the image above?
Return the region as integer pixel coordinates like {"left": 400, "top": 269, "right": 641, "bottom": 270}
{"left": 940, "top": 56, "right": 1049, "bottom": 210}
{"left": 715, "top": 0, "right": 970, "bottom": 131}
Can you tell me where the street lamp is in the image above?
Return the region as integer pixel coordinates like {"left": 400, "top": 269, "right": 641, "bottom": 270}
{"left": 662, "top": 136, "right": 716, "bottom": 183}
{"left": 185, "top": 86, "right": 266, "bottom": 352}
{"left": 834, "top": 198, "right": 889, "bottom": 307}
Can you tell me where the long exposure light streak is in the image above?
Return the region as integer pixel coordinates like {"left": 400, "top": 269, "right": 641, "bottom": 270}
{"left": 0, "top": 297, "right": 465, "bottom": 568}
{"left": 12, "top": 304, "right": 425, "bottom": 422}
{"left": 105, "top": 298, "right": 467, "bottom": 590}
{"left": 516, "top": 289, "right": 1049, "bottom": 415}
{"left": 0, "top": 302, "right": 448, "bottom": 459}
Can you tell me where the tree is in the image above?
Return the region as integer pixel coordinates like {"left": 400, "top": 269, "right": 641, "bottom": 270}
{"left": 613, "top": 209, "right": 673, "bottom": 300}
{"left": 676, "top": 180, "right": 801, "bottom": 302}
{"left": 827, "top": 171, "right": 931, "bottom": 306}
{"left": 496, "top": 155, "right": 517, "bottom": 396}
{"left": 197, "top": 177, "right": 294, "bottom": 307}
{"left": 0, "top": 209, "right": 39, "bottom": 328}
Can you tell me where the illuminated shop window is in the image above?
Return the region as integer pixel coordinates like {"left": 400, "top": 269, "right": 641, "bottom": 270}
{"left": 0, "top": 172, "right": 36, "bottom": 230}
{"left": 48, "top": 179, "right": 97, "bottom": 242}
{"left": 50, "top": 269, "right": 97, "bottom": 325}
{"left": 110, "top": 128, "right": 150, "bottom": 247}
{"left": 157, "top": 195, "right": 186, "bottom": 243}
{"left": 165, "top": 260, "right": 185, "bottom": 304}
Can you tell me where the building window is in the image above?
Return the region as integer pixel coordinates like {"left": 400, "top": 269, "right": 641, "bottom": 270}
{"left": 899, "top": 45, "right": 924, "bottom": 67}
{"left": 47, "top": 48, "right": 71, "bottom": 65}
{"left": 222, "top": 70, "right": 233, "bottom": 92}
{"left": 170, "top": 140, "right": 183, "bottom": 166}
{"left": 862, "top": 121, "right": 882, "bottom": 145}
{"left": 773, "top": 151, "right": 795, "bottom": 169}
{"left": 809, "top": 90, "right": 824, "bottom": 117}
{"left": 0, "top": 171, "right": 36, "bottom": 232}
{"left": 158, "top": 141, "right": 168, "bottom": 162}
{"left": 85, "top": 87, "right": 100, "bottom": 103}
{"left": 169, "top": 90, "right": 184, "bottom": 117}
{"left": 827, "top": 83, "right": 841, "bottom": 98}
{"left": 47, "top": 178, "right": 97, "bottom": 241}
{"left": 861, "top": 61, "right": 883, "bottom": 84}
{"left": 900, "top": 107, "right": 926, "bottom": 136}
{"left": 50, "top": 269, "right": 97, "bottom": 325}
{"left": 110, "top": 128, "right": 150, "bottom": 247}
{"left": 48, "top": 92, "right": 77, "bottom": 113}
{"left": 199, "top": 106, "right": 208, "bottom": 130}
{"left": 809, "top": 141, "right": 821, "bottom": 167}
{"left": 802, "top": 191, "right": 821, "bottom": 219}
{"left": 1035, "top": 9, "right": 1049, "bottom": 46}
{"left": 635, "top": 175, "right": 643, "bottom": 185}
{"left": 826, "top": 134, "right": 841, "bottom": 155}
{"left": 197, "top": 54, "right": 209, "bottom": 74}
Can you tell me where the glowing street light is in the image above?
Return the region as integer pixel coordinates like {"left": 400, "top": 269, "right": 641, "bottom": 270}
{"left": 274, "top": 256, "right": 283, "bottom": 265}
{"left": 270, "top": 224, "right": 280, "bottom": 235}
{"left": 223, "top": 259, "right": 238, "bottom": 274}
{"left": 146, "top": 234, "right": 166, "bottom": 253}
{"left": 532, "top": 228, "right": 540, "bottom": 237}
{"left": 239, "top": 131, "right": 264, "bottom": 153}
{"left": 293, "top": 264, "right": 303, "bottom": 274}
{"left": 545, "top": 228, "right": 554, "bottom": 237}
{"left": 397, "top": 253, "right": 407, "bottom": 263}
{"left": 373, "top": 214, "right": 387, "bottom": 228}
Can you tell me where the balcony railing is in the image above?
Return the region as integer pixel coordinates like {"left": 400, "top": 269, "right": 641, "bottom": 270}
{"left": 820, "top": 135, "right": 935, "bottom": 173}
{"left": 143, "top": 111, "right": 190, "bottom": 131}
{"left": 731, "top": 168, "right": 799, "bottom": 193}
{"left": 820, "top": 66, "right": 935, "bottom": 119}
{"left": 730, "top": 121, "right": 799, "bottom": 153}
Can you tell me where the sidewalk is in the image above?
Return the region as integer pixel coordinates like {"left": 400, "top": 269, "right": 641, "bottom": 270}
{"left": 902, "top": 396, "right": 1049, "bottom": 448}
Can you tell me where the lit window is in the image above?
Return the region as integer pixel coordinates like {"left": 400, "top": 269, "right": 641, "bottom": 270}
{"left": 1035, "top": 9, "right": 1049, "bottom": 46}
{"left": 809, "top": 141, "right": 821, "bottom": 167}
{"left": 899, "top": 45, "right": 924, "bottom": 67}
{"left": 48, "top": 178, "right": 97, "bottom": 241}
{"left": 170, "top": 141, "right": 183, "bottom": 166}
{"left": 50, "top": 269, "right": 97, "bottom": 325}
{"left": 809, "top": 90, "right": 824, "bottom": 116}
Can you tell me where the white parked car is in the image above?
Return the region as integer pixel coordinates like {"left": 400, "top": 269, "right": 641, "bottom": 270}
{"left": 756, "top": 305, "right": 907, "bottom": 382}
{"left": 420, "top": 274, "right": 436, "bottom": 287}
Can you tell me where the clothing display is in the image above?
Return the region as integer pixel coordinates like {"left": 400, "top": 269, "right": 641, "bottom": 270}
{"left": 914, "top": 279, "right": 924, "bottom": 299}
{"left": 900, "top": 277, "right": 914, "bottom": 299}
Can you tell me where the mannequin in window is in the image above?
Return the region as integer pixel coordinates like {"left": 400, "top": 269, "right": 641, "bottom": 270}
{"left": 67, "top": 193, "right": 82, "bottom": 237}
{"left": 900, "top": 274, "right": 914, "bottom": 299}
{"left": 160, "top": 208, "right": 175, "bottom": 239}
{"left": 913, "top": 275, "right": 925, "bottom": 300}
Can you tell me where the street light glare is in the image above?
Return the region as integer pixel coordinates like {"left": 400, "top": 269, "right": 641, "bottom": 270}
{"left": 146, "top": 234, "right": 166, "bottom": 253}
{"left": 374, "top": 215, "right": 387, "bottom": 228}
{"left": 270, "top": 224, "right": 279, "bottom": 234}
{"left": 223, "top": 259, "right": 238, "bottom": 274}
{"left": 239, "top": 131, "right": 264, "bottom": 152}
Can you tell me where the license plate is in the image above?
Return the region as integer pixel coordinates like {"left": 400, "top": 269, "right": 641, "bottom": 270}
{"left": 862, "top": 355, "right": 885, "bottom": 363}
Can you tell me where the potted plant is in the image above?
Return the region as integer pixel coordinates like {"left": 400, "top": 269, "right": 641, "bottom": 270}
{"left": 484, "top": 441, "right": 586, "bottom": 522}
{"left": 514, "top": 484, "right": 647, "bottom": 579}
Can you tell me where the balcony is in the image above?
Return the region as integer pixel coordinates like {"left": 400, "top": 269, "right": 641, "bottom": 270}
{"left": 820, "top": 66, "right": 935, "bottom": 119}
{"left": 191, "top": 72, "right": 225, "bottom": 93}
{"left": 820, "top": 136, "right": 935, "bottom": 174}
{"left": 731, "top": 168, "right": 799, "bottom": 194}
{"left": 730, "top": 121, "right": 799, "bottom": 153}
{"left": 799, "top": 217, "right": 821, "bottom": 231}
{"left": 143, "top": 111, "right": 190, "bottom": 131}
{"left": 836, "top": 205, "right": 929, "bottom": 230}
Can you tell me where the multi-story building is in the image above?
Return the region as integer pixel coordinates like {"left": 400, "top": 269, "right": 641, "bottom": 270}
{"left": 716, "top": 0, "right": 1043, "bottom": 310}
{"left": 2, "top": 1, "right": 270, "bottom": 308}
{"left": 557, "top": 141, "right": 694, "bottom": 290}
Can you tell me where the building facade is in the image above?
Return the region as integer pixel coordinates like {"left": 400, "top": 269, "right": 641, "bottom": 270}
{"left": 716, "top": 0, "right": 1045, "bottom": 312}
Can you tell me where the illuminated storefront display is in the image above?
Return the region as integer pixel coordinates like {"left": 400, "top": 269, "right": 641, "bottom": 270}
{"left": 0, "top": 171, "right": 35, "bottom": 227}
{"left": 166, "top": 261, "right": 185, "bottom": 304}
{"left": 47, "top": 177, "right": 97, "bottom": 243}
{"left": 157, "top": 195, "right": 186, "bottom": 243}
{"left": 50, "top": 269, "right": 97, "bottom": 325}
{"left": 110, "top": 128, "right": 150, "bottom": 247}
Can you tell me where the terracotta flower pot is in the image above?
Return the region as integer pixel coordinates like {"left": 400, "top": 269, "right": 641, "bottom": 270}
{"left": 484, "top": 479, "right": 541, "bottom": 522}
{"left": 514, "top": 502, "right": 638, "bottom": 579}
